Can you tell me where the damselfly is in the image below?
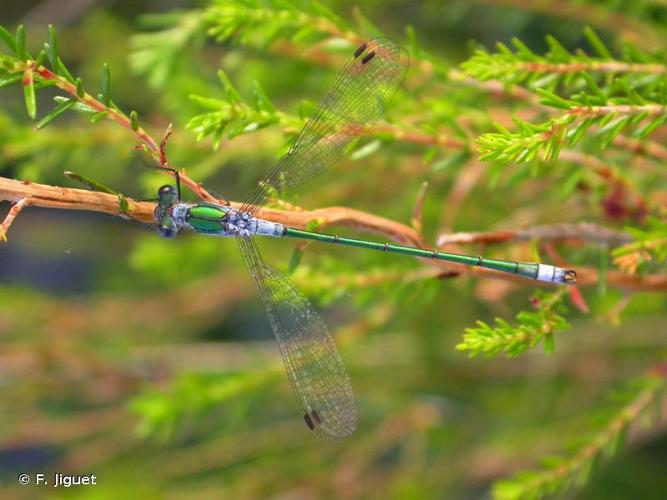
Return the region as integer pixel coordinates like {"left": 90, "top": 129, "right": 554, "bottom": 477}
{"left": 153, "top": 38, "right": 576, "bottom": 439}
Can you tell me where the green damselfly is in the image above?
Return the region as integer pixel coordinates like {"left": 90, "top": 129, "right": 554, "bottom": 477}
{"left": 154, "top": 38, "right": 576, "bottom": 439}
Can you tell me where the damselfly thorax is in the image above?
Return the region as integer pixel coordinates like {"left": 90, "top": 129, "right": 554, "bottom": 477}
{"left": 156, "top": 186, "right": 284, "bottom": 238}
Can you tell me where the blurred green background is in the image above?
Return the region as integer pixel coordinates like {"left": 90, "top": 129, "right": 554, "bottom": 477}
{"left": 1, "top": 0, "right": 666, "bottom": 498}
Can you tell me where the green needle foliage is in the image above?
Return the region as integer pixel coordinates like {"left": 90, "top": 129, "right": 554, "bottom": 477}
{"left": 204, "top": 0, "right": 351, "bottom": 46}
{"left": 187, "top": 69, "right": 284, "bottom": 146}
{"left": 131, "top": 370, "right": 279, "bottom": 442}
{"left": 1, "top": 1, "right": 667, "bottom": 499}
{"left": 0, "top": 23, "right": 151, "bottom": 150}
{"left": 464, "top": 29, "right": 667, "bottom": 164}
{"left": 457, "top": 290, "right": 570, "bottom": 358}
{"left": 494, "top": 376, "right": 667, "bottom": 500}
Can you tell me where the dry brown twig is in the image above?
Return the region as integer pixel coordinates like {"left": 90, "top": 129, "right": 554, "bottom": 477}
{"left": 0, "top": 197, "right": 30, "bottom": 241}
{"left": 437, "top": 222, "right": 632, "bottom": 247}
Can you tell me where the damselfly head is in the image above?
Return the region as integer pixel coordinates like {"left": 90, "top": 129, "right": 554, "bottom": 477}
{"left": 155, "top": 185, "right": 180, "bottom": 238}
{"left": 157, "top": 184, "right": 179, "bottom": 205}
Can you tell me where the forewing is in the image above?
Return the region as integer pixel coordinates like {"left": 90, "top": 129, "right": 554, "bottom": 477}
{"left": 241, "top": 37, "right": 409, "bottom": 214}
{"left": 236, "top": 235, "right": 357, "bottom": 438}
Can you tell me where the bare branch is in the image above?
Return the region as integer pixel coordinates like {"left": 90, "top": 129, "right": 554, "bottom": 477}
{"left": 0, "top": 197, "right": 30, "bottom": 241}
{"left": 437, "top": 223, "right": 632, "bottom": 247}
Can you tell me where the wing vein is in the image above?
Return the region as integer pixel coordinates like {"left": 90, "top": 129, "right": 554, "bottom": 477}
{"left": 236, "top": 236, "right": 357, "bottom": 438}
{"left": 241, "top": 37, "right": 409, "bottom": 214}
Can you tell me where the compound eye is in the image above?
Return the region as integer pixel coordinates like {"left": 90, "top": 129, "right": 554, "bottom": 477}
{"left": 158, "top": 184, "right": 177, "bottom": 198}
{"left": 157, "top": 224, "right": 178, "bottom": 239}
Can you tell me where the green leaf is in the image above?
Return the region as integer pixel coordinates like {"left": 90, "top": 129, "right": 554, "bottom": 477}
{"left": 56, "top": 57, "right": 76, "bottom": 83}
{"left": 491, "top": 121, "right": 511, "bottom": 135}
{"left": 75, "top": 77, "right": 84, "bottom": 98}
{"left": 217, "top": 69, "right": 242, "bottom": 104}
{"left": 15, "top": 24, "right": 26, "bottom": 60}
{"left": 34, "top": 48, "right": 47, "bottom": 66}
{"left": 568, "top": 118, "right": 594, "bottom": 147}
{"left": 581, "top": 72, "right": 606, "bottom": 102}
{"left": 0, "top": 25, "right": 17, "bottom": 54}
{"left": 54, "top": 95, "right": 95, "bottom": 113}
{"left": 34, "top": 79, "right": 57, "bottom": 90}
{"left": 635, "top": 115, "right": 665, "bottom": 138}
{"left": 584, "top": 26, "right": 612, "bottom": 59}
{"left": 598, "top": 115, "right": 631, "bottom": 147}
{"left": 559, "top": 169, "right": 584, "bottom": 199}
{"left": 90, "top": 111, "right": 108, "bottom": 123}
{"left": 0, "top": 73, "right": 21, "bottom": 88}
{"left": 252, "top": 80, "right": 276, "bottom": 113}
{"left": 291, "top": 26, "right": 319, "bottom": 44}
{"left": 47, "top": 24, "right": 59, "bottom": 68}
{"left": 545, "top": 34, "right": 570, "bottom": 59}
{"left": 101, "top": 63, "right": 111, "bottom": 106}
{"left": 512, "top": 37, "right": 537, "bottom": 59}
{"left": 536, "top": 88, "right": 574, "bottom": 110}
{"left": 64, "top": 171, "right": 118, "bottom": 194}
{"left": 35, "top": 97, "right": 77, "bottom": 130}
{"left": 405, "top": 24, "right": 421, "bottom": 59}
{"left": 130, "top": 110, "right": 139, "bottom": 131}
{"left": 118, "top": 195, "right": 130, "bottom": 213}
{"left": 288, "top": 244, "right": 306, "bottom": 274}
{"left": 188, "top": 95, "right": 226, "bottom": 110}
{"left": 22, "top": 69, "right": 36, "bottom": 119}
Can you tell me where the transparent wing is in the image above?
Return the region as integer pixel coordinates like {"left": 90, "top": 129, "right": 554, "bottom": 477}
{"left": 236, "top": 235, "right": 357, "bottom": 438}
{"left": 241, "top": 37, "right": 409, "bottom": 215}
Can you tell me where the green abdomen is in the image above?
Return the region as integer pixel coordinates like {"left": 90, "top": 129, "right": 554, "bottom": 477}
{"left": 187, "top": 204, "right": 227, "bottom": 233}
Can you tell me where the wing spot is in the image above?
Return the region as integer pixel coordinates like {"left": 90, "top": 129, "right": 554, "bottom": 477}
{"left": 304, "top": 413, "right": 315, "bottom": 430}
{"left": 361, "top": 51, "right": 376, "bottom": 64}
{"left": 354, "top": 42, "right": 368, "bottom": 58}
